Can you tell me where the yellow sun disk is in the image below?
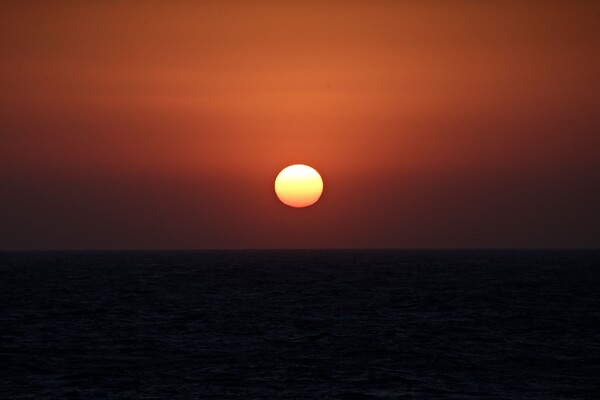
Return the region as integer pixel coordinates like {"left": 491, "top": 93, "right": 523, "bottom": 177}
{"left": 275, "top": 164, "right": 323, "bottom": 208}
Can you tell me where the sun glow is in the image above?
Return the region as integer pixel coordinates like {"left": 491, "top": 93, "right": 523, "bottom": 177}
{"left": 275, "top": 164, "right": 323, "bottom": 208}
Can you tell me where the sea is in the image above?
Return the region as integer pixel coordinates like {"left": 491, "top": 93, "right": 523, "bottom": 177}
{"left": 1, "top": 250, "right": 599, "bottom": 399}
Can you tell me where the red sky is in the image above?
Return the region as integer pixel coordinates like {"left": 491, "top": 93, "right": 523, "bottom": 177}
{"left": 1, "top": 1, "right": 599, "bottom": 249}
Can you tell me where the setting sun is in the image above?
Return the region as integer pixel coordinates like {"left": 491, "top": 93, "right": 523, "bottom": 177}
{"left": 275, "top": 164, "right": 323, "bottom": 208}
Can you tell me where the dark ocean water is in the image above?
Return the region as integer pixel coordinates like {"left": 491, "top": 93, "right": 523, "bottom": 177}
{"left": 1, "top": 250, "right": 599, "bottom": 399}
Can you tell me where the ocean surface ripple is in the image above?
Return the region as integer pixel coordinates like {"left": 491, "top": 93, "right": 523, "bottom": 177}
{"left": 1, "top": 250, "right": 599, "bottom": 399}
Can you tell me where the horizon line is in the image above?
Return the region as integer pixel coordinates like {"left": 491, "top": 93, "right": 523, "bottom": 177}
{"left": 1, "top": 247, "right": 599, "bottom": 253}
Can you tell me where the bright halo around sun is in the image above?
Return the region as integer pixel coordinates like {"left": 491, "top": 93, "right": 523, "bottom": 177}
{"left": 275, "top": 164, "right": 323, "bottom": 208}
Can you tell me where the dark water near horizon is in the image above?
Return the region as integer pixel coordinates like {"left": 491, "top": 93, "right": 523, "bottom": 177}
{"left": 1, "top": 250, "right": 599, "bottom": 399}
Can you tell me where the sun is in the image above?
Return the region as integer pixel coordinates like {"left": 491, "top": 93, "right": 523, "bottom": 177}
{"left": 275, "top": 164, "right": 323, "bottom": 208}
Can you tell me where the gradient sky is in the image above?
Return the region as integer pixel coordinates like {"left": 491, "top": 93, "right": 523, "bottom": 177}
{"left": 1, "top": 1, "right": 599, "bottom": 250}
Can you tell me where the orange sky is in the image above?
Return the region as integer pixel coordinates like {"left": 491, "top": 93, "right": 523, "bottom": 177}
{"left": 1, "top": 1, "right": 599, "bottom": 249}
